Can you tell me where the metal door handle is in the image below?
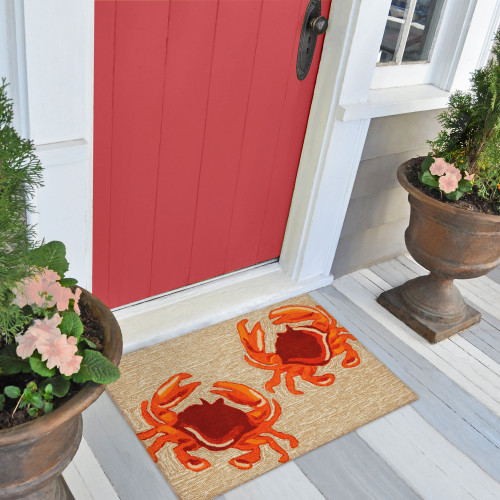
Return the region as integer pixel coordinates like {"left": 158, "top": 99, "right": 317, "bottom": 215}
{"left": 296, "top": 0, "right": 328, "bottom": 81}
{"left": 311, "top": 16, "right": 328, "bottom": 35}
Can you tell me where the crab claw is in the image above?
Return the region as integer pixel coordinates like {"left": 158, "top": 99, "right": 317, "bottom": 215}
{"left": 237, "top": 320, "right": 277, "bottom": 366}
{"left": 151, "top": 373, "right": 201, "bottom": 416}
{"left": 210, "top": 382, "right": 272, "bottom": 423}
{"left": 270, "top": 305, "right": 330, "bottom": 330}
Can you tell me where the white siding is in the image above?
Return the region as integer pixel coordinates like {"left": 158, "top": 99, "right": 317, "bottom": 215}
{"left": 332, "top": 109, "right": 443, "bottom": 277}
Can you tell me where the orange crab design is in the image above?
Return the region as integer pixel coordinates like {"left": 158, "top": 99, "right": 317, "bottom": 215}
{"left": 238, "top": 304, "right": 361, "bottom": 395}
{"left": 136, "top": 373, "right": 298, "bottom": 471}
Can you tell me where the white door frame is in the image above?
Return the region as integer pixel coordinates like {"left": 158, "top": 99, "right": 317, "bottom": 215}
{"left": 3, "top": 0, "right": 498, "bottom": 350}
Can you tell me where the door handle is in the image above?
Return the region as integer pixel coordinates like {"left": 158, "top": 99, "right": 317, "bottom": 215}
{"left": 296, "top": 0, "right": 328, "bottom": 81}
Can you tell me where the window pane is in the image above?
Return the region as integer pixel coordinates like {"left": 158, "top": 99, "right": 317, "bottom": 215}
{"left": 403, "top": 0, "right": 444, "bottom": 62}
{"left": 379, "top": 1, "right": 413, "bottom": 63}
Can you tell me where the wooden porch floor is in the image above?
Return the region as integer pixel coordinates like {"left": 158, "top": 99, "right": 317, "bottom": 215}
{"left": 66, "top": 255, "right": 500, "bottom": 499}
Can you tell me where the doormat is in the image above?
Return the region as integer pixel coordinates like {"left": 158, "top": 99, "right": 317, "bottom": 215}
{"left": 107, "top": 294, "right": 417, "bottom": 500}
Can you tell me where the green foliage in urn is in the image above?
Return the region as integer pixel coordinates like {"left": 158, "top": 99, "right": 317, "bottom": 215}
{"left": 0, "top": 79, "right": 44, "bottom": 338}
{"left": 0, "top": 81, "right": 120, "bottom": 425}
{"left": 422, "top": 29, "right": 500, "bottom": 210}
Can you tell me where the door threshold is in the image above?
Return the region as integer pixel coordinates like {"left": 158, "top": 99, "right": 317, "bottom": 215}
{"left": 113, "top": 262, "right": 333, "bottom": 354}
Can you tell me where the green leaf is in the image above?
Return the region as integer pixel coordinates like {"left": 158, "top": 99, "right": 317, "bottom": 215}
{"left": 29, "top": 356, "right": 56, "bottom": 377}
{"left": 44, "top": 402, "right": 53, "bottom": 414}
{"left": 421, "top": 169, "right": 440, "bottom": 188}
{"left": 0, "top": 344, "right": 31, "bottom": 375}
{"left": 82, "top": 338, "right": 97, "bottom": 349}
{"left": 31, "top": 394, "right": 44, "bottom": 409}
{"left": 0, "top": 394, "right": 5, "bottom": 411}
{"left": 59, "top": 312, "right": 84, "bottom": 340}
{"left": 59, "top": 277, "right": 78, "bottom": 287}
{"left": 28, "top": 407, "right": 38, "bottom": 418}
{"left": 44, "top": 384, "right": 53, "bottom": 396}
{"left": 444, "top": 189, "right": 466, "bottom": 201}
{"left": 421, "top": 153, "right": 434, "bottom": 172}
{"left": 4, "top": 385, "right": 21, "bottom": 399}
{"left": 72, "top": 350, "right": 120, "bottom": 385}
{"left": 26, "top": 381, "right": 37, "bottom": 391}
{"left": 29, "top": 241, "right": 69, "bottom": 278}
{"left": 40, "top": 377, "right": 70, "bottom": 398}
{"left": 458, "top": 179, "right": 473, "bottom": 192}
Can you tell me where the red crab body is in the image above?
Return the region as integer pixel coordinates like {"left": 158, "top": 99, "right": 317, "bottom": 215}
{"left": 238, "top": 304, "right": 361, "bottom": 395}
{"left": 137, "top": 374, "right": 298, "bottom": 471}
{"left": 275, "top": 326, "right": 331, "bottom": 366}
{"left": 175, "top": 398, "right": 254, "bottom": 451}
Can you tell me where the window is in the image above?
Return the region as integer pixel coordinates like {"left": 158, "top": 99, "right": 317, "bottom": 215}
{"left": 378, "top": 0, "right": 445, "bottom": 65}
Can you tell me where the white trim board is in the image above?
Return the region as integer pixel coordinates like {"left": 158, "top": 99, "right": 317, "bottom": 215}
{"left": 338, "top": 85, "right": 449, "bottom": 121}
{"left": 114, "top": 262, "right": 333, "bottom": 355}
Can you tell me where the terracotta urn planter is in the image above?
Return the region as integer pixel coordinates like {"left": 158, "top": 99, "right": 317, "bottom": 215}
{"left": 0, "top": 289, "right": 122, "bottom": 499}
{"left": 377, "top": 160, "right": 500, "bottom": 343}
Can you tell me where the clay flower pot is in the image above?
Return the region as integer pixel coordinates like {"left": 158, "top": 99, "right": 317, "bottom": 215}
{"left": 0, "top": 289, "right": 122, "bottom": 499}
{"left": 377, "top": 160, "right": 500, "bottom": 343}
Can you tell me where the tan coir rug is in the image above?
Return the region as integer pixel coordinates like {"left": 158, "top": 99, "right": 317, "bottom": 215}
{"left": 107, "top": 295, "right": 417, "bottom": 499}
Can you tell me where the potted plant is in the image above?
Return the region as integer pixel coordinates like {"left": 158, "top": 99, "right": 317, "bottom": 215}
{"left": 377, "top": 31, "right": 500, "bottom": 343}
{"left": 0, "top": 80, "right": 122, "bottom": 499}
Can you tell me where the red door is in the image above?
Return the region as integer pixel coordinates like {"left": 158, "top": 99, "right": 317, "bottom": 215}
{"left": 94, "top": 0, "right": 330, "bottom": 308}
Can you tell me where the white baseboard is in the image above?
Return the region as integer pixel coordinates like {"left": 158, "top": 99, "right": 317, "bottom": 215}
{"left": 113, "top": 263, "right": 333, "bottom": 355}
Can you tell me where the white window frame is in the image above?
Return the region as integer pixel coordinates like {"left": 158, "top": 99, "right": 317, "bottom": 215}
{"left": 372, "top": 0, "right": 498, "bottom": 90}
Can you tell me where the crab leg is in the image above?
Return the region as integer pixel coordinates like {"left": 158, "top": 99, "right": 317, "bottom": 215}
{"left": 264, "top": 367, "right": 284, "bottom": 393}
{"left": 261, "top": 435, "right": 293, "bottom": 463}
{"left": 228, "top": 441, "right": 263, "bottom": 470}
{"left": 300, "top": 366, "right": 335, "bottom": 387}
{"left": 211, "top": 382, "right": 272, "bottom": 422}
{"left": 146, "top": 435, "right": 171, "bottom": 462}
{"left": 173, "top": 441, "right": 210, "bottom": 472}
{"left": 285, "top": 367, "right": 305, "bottom": 395}
{"left": 328, "top": 333, "right": 360, "bottom": 368}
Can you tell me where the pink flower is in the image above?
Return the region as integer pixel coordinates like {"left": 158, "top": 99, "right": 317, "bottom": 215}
{"left": 59, "top": 348, "right": 83, "bottom": 376}
{"left": 445, "top": 163, "right": 462, "bottom": 182}
{"left": 38, "top": 334, "right": 77, "bottom": 370}
{"left": 12, "top": 269, "right": 82, "bottom": 314}
{"left": 16, "top": 329, "right": 43, "bottom": 358}
{"left": 16, "top": 314, "right": 62, "bottom": 359}
{"left": 16, "top": 314, "right": 82, "bottom": 376}
{"left": 73, "top": 288, "right": 82, "bottom": 315}
{"left": 430, "top": 157, "right": 449, "bottom": 176}
{"left": 464, "top": 171, "right": 475, "bottom": 181}
{"left": 439, "top": 173, "right": 460, "bottom": 193}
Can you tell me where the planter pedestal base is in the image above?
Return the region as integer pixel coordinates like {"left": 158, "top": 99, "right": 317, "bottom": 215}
{"left": 23, "top": 477, "right": 74, "bottom": 500}
{"left": 377, "top": 274, "right": 481, "bottom": 343}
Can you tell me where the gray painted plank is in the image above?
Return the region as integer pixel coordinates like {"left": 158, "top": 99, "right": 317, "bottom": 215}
{"left": 324, "top": 277, "right": 500, "bottom": 441}
{"left": 83, "top": 392, "right": 178, "bottom": 500}
{"left": 488, "top": 266, "right": 500, "bottom": 285}
{"left": 310, "top": 286, "right": 500, "bottom": 482}
{"left": 295, "top": 432, "right": 422, "bottom": 500}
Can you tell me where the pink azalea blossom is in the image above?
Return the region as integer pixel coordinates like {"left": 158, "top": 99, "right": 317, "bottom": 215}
{"left": 464, "top": 170, "right": 475, "bottom": 181}
{"left": 12, "top": 268, "right": 82, "bottom": 314}
{"left": 439, "top": 173, "right": 460, "bottom": 193}
{"left": 430, "top": 157, "right": 449, "bottom": 176}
